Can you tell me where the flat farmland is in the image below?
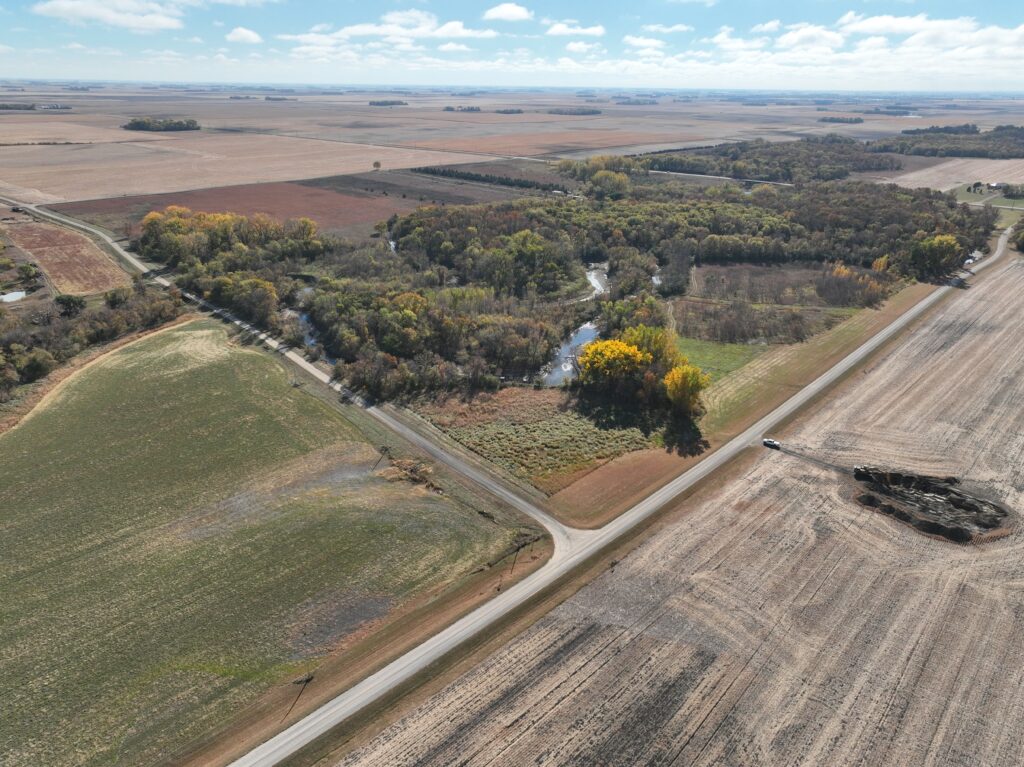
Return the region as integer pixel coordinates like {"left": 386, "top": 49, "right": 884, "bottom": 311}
{"left": 0, "top": 319, "right": 534, "bottom": 767}
{"left": 50, "top": 169, "right": 531, "bottom": 240}
{"left": 0, "top": 132, "right": 490, "bottom": 203}
{"left": 340, "top": 252, "right": 1024, "bottom": 765}
{"left": 0, "top": 220, "right": 130, "bottom": 294}
{"left": 0, "top": 118, "right": 176, "bottom": 145}
{"left": 50, "top": 181, "right": 422, "bottom": 240}
{"left": 875, "top": 157, "right": 1024, "bottom": 191}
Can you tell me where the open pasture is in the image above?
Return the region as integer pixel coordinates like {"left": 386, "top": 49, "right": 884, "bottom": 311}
{"left": 0, "top": 319, "right": 530, "bottom": 767}
{"left": 0, "top": 219, "right": 129, "bottom": 294}
{"left": 340, "top": 230, "right": 1024, "bottom": 767}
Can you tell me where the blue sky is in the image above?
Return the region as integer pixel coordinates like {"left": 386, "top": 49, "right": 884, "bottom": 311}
{"left": 1, "top": 1, "right": 1022, "bottom": 90}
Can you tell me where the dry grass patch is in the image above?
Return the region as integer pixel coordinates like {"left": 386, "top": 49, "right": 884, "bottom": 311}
{"left": 1, "top": 220, "right": 129, "bottom": 294}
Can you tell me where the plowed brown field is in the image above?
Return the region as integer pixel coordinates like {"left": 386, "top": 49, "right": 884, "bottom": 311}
{"left": 51, "top": 182, "right": 421, "bottom": 239}
{"left": 1, "top": 221, "right": 129, "bottom": 295}
{"left": 341, "top": 251, "right": 1024, "bottom": 766}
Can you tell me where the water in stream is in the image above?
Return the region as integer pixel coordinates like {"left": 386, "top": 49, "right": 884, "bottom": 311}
{"left": 542, "top": 321, "right": 599, "bottom": 387}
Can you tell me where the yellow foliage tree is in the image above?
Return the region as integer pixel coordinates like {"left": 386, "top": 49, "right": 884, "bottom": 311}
{"left": 578, "top": 339, "right": 651, "bottom": 390}
{"left": 620, "top": 325, "right": 681, "bottom": 372}
{"left": 664, "top": 363, "right": 711, "bottom": 416}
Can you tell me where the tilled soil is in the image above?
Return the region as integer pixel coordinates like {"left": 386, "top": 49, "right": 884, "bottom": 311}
{"left": 341, "top": 253, "right": 1024, "bottom": 767}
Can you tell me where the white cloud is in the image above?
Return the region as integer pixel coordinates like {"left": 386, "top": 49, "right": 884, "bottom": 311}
{"left": 667, "top": 0, "right": 716, "bottom": 6}
{"left": 623, "top": 35, "right": 665, "bottom": 49}
{"left": 64, "top": 41, "right": 86, "bottom": 49}
{"left": 309, "top": 23, "right": 331, "bottom": 33}
{"left": 438, "top": 42, "right": 472, "bottom": 52}
{"left": 705, "top": 26, "right": 766, "bottom": 51}
{"left": 226, "top": 26, "right": 262, "bottom": 44}
{"left": 31, "top": 0, "right": 276, "bottom": 33}
{"left": 566, "top": 41, "right": 600, "bottom": 54}
{"left": 287, "top": 10, "right": 497, "bottom": 41}
{"left": 776, "top": 23, "right": 844, "bottom": 50}
{"left": 546, "top": 22, "right": 605, "bottom": 37}
{"left": 0, "top": 44, "right": 12, "bottom": 53}
{"left": 483, "top": 3, "right": 532, "bottom": 22}
{"left": 186, "top": 35, "right": 203, "bottom": 43}
{"left": 32, "top": 0, "right": 185, "bottom": 32}
{"left": 751, "top": 20, "right": 781, "bottom": 34}
{"left": 642, "top": 24, "right": 693, "bottom": 34}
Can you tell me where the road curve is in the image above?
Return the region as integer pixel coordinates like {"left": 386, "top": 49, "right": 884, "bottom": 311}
{"left": 229, "top": 230, "right": 1013, "bottom": 766}
{"left": 3, "top": 194, "right": 1011, "bottom": 766}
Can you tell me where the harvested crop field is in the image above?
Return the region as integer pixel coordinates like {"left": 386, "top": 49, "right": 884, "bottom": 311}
{"left": 876, "top": 156, "right": 1024, "bottom": 191}
{"left": 0, "top": 220, "right": 129, "bottom": 294}
{"left": 0, "top": 132, "right": 489, "bottom": 203}
{"left": 51, "top": 181, "right": 421, "bottom": 240}
{"left": 300, "top": 169, "right": 529, "bottom": 207}
{"left": 0, "top": 319, "right": 532, "bottom": 767}
{"left": 340, "top": 251, "right": 1024, "bottom": 766}
{"left": 409, "top": 129, "right": 691, "bottom": 156}
{"left": 0, "top": 118, "right": 176, "bottom": 145}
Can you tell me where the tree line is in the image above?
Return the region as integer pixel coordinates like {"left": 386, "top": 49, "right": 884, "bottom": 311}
{"left": 410, "top": 166, "right": 567, "bottom": 192}
{"left": 0, "top": 284, "right": 180, "bottom": 402}
{"left": 122, "top": 117, "right": 200, "bottom": 131}
{"left": 869, "top": 125, "right": 1024, "bottom": 158}
{"left": 631, "top": 136, "right": 902, "bottom": 183}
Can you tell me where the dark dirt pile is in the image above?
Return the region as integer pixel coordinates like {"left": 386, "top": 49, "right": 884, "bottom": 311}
{"left": 853, "top": 466, "right": 1011, "bottom": 543}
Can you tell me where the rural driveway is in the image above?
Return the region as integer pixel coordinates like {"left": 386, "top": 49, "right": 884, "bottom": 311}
{"left": 2, "top": 194, "right": 1012, "bottom": 767}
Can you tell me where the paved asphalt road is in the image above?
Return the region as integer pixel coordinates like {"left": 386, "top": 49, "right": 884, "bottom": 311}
{"left": 0, "top": 196, "right": 1012, "bottom": 766}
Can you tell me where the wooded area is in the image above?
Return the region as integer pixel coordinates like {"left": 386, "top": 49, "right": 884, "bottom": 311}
{"left": 122, "top": 117, "right": 200, "bottom": 131}
{"left": 870, "top": 124, "right": 1024, "bottom": 158}
{"left": 134, "top": 173, "right": 993, "bottom": 404}
{"left": 635, "top": 136, "right": 902, "bottom": 182}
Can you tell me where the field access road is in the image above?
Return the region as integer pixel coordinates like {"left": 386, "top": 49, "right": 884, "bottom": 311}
{"left": 230, "top": 227, "right": 1015, "bottom": 767}
{"left": 4, "top": 194, "right": 1012, "bottom": 767}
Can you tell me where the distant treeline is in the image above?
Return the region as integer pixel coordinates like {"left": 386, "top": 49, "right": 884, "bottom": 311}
{"left": 547, "top": 107, "right": 602, "bottom": 115}
{"left": 0, "top": 103, "right": 36, "bottom": 111}
{"left": 818, "top": 116, "right": 863, "bottom": 124}
{"left": 615, "top": 99, "right": 658, "bottom": 106}
{"left": 410, "top": 166, "right": 567, "bottom": 192}
{"left": 869, "top": 125, "right": 1024, "bottom": 158}
{"left": 443, "top": 106, "right": 481, "bottom": 112}
{"left": 619, "top": 136, "right": 902, "bottom": 183}
{"left": 494, "top": 108, "right": 524, "bottom": 114}
{"left": 123, "top": 117, "right": 200, "bottom": 132}
{"left": 369, "top": 100, "right": 408, "bottom": 107}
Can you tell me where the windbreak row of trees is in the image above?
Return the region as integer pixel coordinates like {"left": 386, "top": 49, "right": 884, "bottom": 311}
{"left": 410, "top": 166, "right": 567, "bottom": 193}
{"left": 122, "top": 117, "right": 200, "bottom": 131}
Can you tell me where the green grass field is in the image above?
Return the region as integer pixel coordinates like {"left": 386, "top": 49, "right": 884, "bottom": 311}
{"left": 675, "top": 336, "right": 768, "bottom": 381}
{"left": 0, "top": 320, "right": 525, "bottom": 767}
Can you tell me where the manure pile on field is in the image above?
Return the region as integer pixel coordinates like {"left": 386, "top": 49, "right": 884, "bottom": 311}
{"left": 853, "top": 466, "right": 1011, "bottom": 542}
